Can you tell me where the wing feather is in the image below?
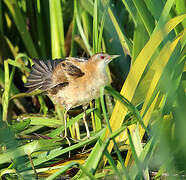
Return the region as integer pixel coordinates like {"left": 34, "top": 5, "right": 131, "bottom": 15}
{"left": 25, "top": 59, "right": 64, "bottom": 93}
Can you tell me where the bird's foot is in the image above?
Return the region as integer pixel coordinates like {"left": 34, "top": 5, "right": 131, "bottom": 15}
{"left": 61, "top": 135, "right": 71, "bottom": 157}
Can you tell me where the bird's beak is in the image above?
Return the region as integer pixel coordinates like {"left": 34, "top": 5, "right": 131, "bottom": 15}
{"left": 107, "top": 55, "right": 120, "bottom": 63}
{"left": 110, "top": 55, "right": 120, "bottom": 60}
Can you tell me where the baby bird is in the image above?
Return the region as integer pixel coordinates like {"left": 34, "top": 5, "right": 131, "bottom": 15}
{"left": 25, "top": 53, "right": 119, "bottom": 138}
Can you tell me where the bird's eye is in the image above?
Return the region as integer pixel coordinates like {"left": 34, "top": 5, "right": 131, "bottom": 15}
{"left": 100, "top": 55, "right": 105, "bottom": 59}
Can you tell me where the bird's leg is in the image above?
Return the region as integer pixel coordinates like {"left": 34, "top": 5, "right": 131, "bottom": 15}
{"left": 83, "top": 105, "right": 90, "bottom": 138}
{"left": 63, "top": 108, "right": 71, "bottom": 157}
{"left": 63, "top": 106, "right": 72, "bottom": 137}
{"left": 64, "top": 109, "right": 68, "bottom": 138}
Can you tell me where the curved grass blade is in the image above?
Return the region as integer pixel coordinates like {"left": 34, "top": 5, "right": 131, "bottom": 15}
{"left": 10, "top": 90, "right": 43, "bottom": 100}
{"left": 100, "top": 86, "right": 131, "bottom": 180}
{"left": 105, "top": 86, "right": 149, "bottom": 135}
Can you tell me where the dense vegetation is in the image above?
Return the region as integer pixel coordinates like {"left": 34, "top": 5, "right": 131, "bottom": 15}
{"left": 0, "top": 0, "right": 185, "bottom": 179}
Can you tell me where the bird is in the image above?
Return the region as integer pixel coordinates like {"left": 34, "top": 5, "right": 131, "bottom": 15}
{"left": 25, "top": 53, "right": 120, "bottom": 139}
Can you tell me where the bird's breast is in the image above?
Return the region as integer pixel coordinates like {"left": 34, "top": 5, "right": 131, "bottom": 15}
{"left": 49, "top": 69, "right": 109, "bottom": 109}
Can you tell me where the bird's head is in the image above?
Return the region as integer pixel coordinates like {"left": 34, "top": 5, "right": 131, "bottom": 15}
{"left": 89, "top": 53, "right": 120, "bottom": 72}
{"left": 91, "top": 53, "right": 120, "bottom": 64}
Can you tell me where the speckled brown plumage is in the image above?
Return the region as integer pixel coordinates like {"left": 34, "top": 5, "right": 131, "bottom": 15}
{"left": 25, "top": 53, "right": 120, "bottom": 138}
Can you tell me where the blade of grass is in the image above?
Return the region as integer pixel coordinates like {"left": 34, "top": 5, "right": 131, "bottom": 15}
{"left": 7, "top": 59, "right": 30, "bottom": 73}
{"left": 79, "top": 0, "right": 93, "bottom": 16}
{"left": 122, "top": 0, "right": 149, "bottom": 62}
{"left": 19, "top": 125, "right": 43, "bottom": 135}
{"left": 94, "top": 99, "right": 102, "bottom": 131}
{"left": 92, "top": 0, "right": 102, "bottom": 132}
{"left": 141, "top": 35, "right": 183, "bottom": 120}
{"left": 143, "top": 0, "right": 163, "bottom": 21}
{"left": 35, "top": 0, "right": 46, "bottom": 57}
{"left": 0, "top": 69, "right": 19, "bottom": 96}
{"left": 38, "top": 95, "right": 48, "bottom": 115}
{"left": 126, "top": 0, "right": 179, "bottom": 104}
{"left": 9, "top": 119, "right": 31, "bottom": 133}
{"left": 81, "top": 10, "right": 91, "bottom": 42}
{"left": 130, "top": 125, "right": 150, "bottom": 180}
{"left": 0, "top": 120, "right": 28, "bottom": 173}
{"left": 2, "top": 60, "right": 10, "bottom": 121}
{"left": 74, "top": 0, "right": 92, "bottom": 55}
{"left": 73, "top": 139, "right": 110, "bottom": 180}
{"left": 130, "top": 137, "right": 155, "bottom": 179}
{"left": 122, "top": 0, "right": 137, "bottom": 26}
{"left": 0, "top": 58, "right": 28, "bottom": 114}
{"left": 125, "top": 92, "right": 160, "bottom": 167}
{"left": 100, "top": 86, "right": 131, "bottom": 180}
{"left": 175, "top": 0, "right": 186, "bottom": 28}
{"left": 132, "top": 0, "right": 155, "bottom": 35}
{"left": 132, "top": 17, "right": 149, "bottom": 62}
{"left": 153, "top": 0, "right": 176, "bottom": 33}
{"left": 104, "top": 149, "right": 123, "bottom": 180}
{"left": 49, "top": 0, "right": 65, "bottom": 58}
{"left": 4, "top": 36, "right": 18, "bottom": 58}
{"left": 105, "top": 86, "right": 149, "bottom": 135}
{"left": 0, "top": 0, "right": 3, "bottom": 33}
{"left": 93, "top": 0, "right": 98, "bottom": 53}
{"left": 70, "top": 2, "right": 78, "bottom": 57}
{"left": 23, "top": 116, "right": 61, "bottom": 128}
{"left": 46, "top": 162, "right": 96, "bottom": 180}
{"left": 98, "top": 10, "right": 106, "bottom": 52}
{"left": 4, "top": 0, "right": 38, "bottom": 57}
{"left": 127, "top": 128, "right": 146, "bottom": 179}
{"left": 107, "top": 5, "right": 131, "bottom": 55}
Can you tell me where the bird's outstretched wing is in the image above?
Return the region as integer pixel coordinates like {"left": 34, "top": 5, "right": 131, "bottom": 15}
{"left": 25, "top": 59, "right": 66, "bottom": 93}
{"left": 25, "top": 58, "right": 86, "bottom": 93}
